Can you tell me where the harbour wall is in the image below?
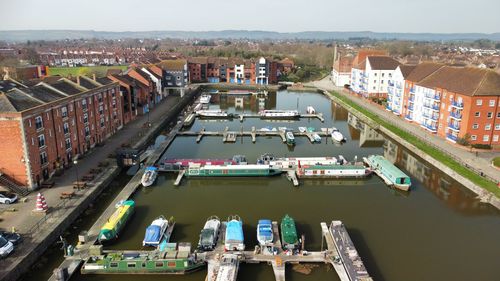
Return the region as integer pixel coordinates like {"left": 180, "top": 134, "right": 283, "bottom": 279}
{"left": 319, "top": 89, "right": 500, "bottom": 210}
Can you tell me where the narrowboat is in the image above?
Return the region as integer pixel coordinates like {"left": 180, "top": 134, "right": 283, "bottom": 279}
{"left": 81, "top": 248, "right": 205, "bottom": 275}
{"left": 186, "top": 164, "right": 282, "bottom": 177}
{"left": 197, "top": 216, "right": 220, "bottom": 251}
{"left": 98, "top": 200, "right": 135, "bottom": 243}
{"left": 259, "top": 110, "right": 300, "bottom": 119}
{"left": 257, "top": 219, "right": 273, "bottom": 246}
{"left": 209, "top": 253, "right": 239, "bottom": 281}
{"left": 143, "top": 215, "right": 169, "bottom": 247}
{"left": 330, "top": 127, "right": 345, "bottom": 142}
{"left": 364, "top": 155, "right": 411, "bottom": 191}
{"left": 297, "top": 164, "right": 371, "bottom": 178}
{"left": 225, "top": 215, "right": 245, "bottom": 251}
{"left": 285, "top": 132, "right": 295, "bottom": 146}
{"left": 196, "top": 110, "right": 232, "bottom": 119}
{"left": 280, "top": 214, "right": 299, "bottom": 251}
{"left": 141, "top": 167, "right": 158, "bottom": 187}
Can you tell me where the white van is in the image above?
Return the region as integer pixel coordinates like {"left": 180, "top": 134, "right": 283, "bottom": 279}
{"left": 0, "top": 236, "right": 14, "bottom": 258}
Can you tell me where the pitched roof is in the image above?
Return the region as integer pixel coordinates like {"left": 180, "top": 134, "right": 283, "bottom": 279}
{"left": 0, "top": 93, "right": 17, "bottom": 112}
{"left": 398, "top": 65, "right": 417, "bottom": 78}
{"left": 405, "top": 62, "right": 444, "bottom": 82}
{"left": 352, "top": 49, "right": 387, "bottom": 67}
{"left": 49, "top": 80, "right": 83, "bottom": 95}
{"left": 0, "top": 79, "right": 27, "bottom": 93}
{"left": 96, "top": 77, "right": 113, "bottom": 85}
{"left": 188, "top": 57, "right": 208, "bottom": 64}
{"left": 4, "top": 89, "right": 44, "bottom": 111}
{"left": 367, "top": 56, "right": 400, "bottom": 70}
{"left": 418, "top": 66, "right": 500, "bottom": 96}
{"left": 158, "top": 59, "right": 187, "bottom": 71}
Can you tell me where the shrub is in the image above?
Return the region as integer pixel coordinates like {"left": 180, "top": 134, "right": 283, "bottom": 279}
{"left": 471, "top": 144, "right": 492, "bottom": 150}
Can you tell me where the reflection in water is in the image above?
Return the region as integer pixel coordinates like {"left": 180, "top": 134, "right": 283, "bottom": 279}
{"left": 347, "top": 113, "right": 385, "bottom": 147}
{"left": 332, "top": 102, "right": 348, "bottom": 121}
{"left": 216, "top": 91, "right": 277, "bottom": 112}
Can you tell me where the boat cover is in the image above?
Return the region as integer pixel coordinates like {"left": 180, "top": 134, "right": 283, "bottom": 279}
{"left": 258, "top": 220, "right": 273, "bottom": 238}
{"left": 226, "top": 220, "right": 243, "bottom": 242}
{"left": 144, "top": 225, "right": 162, "bottom": 244}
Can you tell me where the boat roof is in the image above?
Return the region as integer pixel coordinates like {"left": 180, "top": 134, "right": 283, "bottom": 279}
{"left": 145, "top": 166, "right": 158, "bottom": 171}
{"left": 258, "top": 219, "right": 272, "bottom": 224}
{"left": 196, "top": 164, "right": 271, "bottom": 170}
{"left": 281, "top": 215, "right": 298, "bottom": 243}
{"left": 102, "top": 201, "right": 134, "bottom": 230}
{"left": 226, "top": 220, "right": 243, "bottom": 241}
{"left": 303, "top": 165, "right": 365, "bottom": 170}
{"left": 368, "top": 155, "right": 409, "bottom": 179}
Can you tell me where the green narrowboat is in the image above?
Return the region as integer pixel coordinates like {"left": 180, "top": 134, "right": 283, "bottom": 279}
{"left": 280, "top": 214, "right": 299, "bottom": 251}
{"left": 364, "top": 155, "right": 411, "bottom": 191}
{"left": 81, "top": 249, "right": 205, "bottom": 274}
{"left": 98, "top": 200, "right": 135, "bottom": 243}
{"left": 186, "top": 164, "right": 282, "bottom": 177}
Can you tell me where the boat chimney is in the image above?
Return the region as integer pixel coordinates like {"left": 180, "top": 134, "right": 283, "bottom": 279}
{"left": 301, "top": 234, "right": 305, "bottom": 252}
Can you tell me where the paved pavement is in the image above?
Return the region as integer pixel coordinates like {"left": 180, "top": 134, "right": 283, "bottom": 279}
{"left": 0, "top": 95, "right": 181, "bottom": 233}
{"left": 307, "top": 76, "right": 500, "bottom": 184}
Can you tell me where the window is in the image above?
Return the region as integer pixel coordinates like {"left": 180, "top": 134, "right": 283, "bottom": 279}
{"left": 98, "top": 94, "right": 103, "bottom": 103}
{"left": 110, "top": 263, "right": 118, "bottom": 268}
{"left": 83, "top": 113, "right": 88, "bottom": 123}
{"left": 40, "top": 152, "right": 48, "bottom": 165}
{"left": 84, "top": 126, "right": 90, "bottom": 137}
{"left": 485, "top": 124, "right": 491, "bottom": 130}
{"left": 155, "top": 262, "right": 164, "bottom": 268}
{"left": 82, "top": 99, "right": 87, "bottom": 110}
{"left": 495, "top": 124, "right": 500, "bottom": 130}
{"left": 61, "top": 106, "right": 68, "bottom": 118}
{"left": 35, "top": 116, "right": 43, "bottom": 129}
{"left": 475, "top": 112, "right": 480, "bottom": 117}
{"left": 373, "top": 86, "right": 376, "bottom": 90}
{"left": 471, "top": 135, "right": 477, "bottom": 141}
{"left": 472, "top": 124, "right": 479, "bottom": 129}
{"left": 381, "top": 80, "right": 384, "bottom": 84}
{"left": 476, "top": 99, "right": 482, "bottom": 106}
{"left": 498, "top": 112, "right": 500, "bottom": 118}
{"left": 483, "top": 135, "right": 489, "bottom": 142}
{"left": 493, "top": 135, "right": 499, "bottom": 142}
{"left": 127, "top": 263, "right": 136, "bottom": 268}
{"left": 373, "top": 80, "right": 376, "bottom": 83}
{"left": 99, "top": 105, "right": 103, "bottom": 115}
{"left": 65, "top": 138, "right": 71, "bottom": 150}
{"left": 487, "top": 112, "right": 493, "bottom": 118}
{"left": 38, "top": 134, "right": 45, "bottom": 147}
{"left": 100, "top": 117, "right": 105, "bottom": 128}
{"left": 382, "top": 73, "right": 385, "bottom": 77}
{"left": 374, "top": 73, "right": 377, "bottom": 76}
{"left": 489, "top": 100, "right": 496, "bottom": 107}
{"left": 112, "top": 100, "right": 116, "bottom": 109}
{"left": 63, "top": 123, "right": 69, "bottom": 134}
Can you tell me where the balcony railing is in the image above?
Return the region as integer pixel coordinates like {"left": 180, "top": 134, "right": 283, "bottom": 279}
{"left": 408, "top": 105, "right": 414, "bottom": 111}
{"left": 409, "top": 96, "right": 415, "bottom": 102}
{"left": 386, "top": 104, "right": 392, "bottom": 111}
{"left": 447, "top": 123, "right": 460, "bottom": 131}
{"left": 405, "top": 114, "right": 413, "bottom": 121}
{"left": 423, "top": 103, "right": 440, "bottom": 111}
{"left": 423, "top": 112, "right": 438, "bottom": 120}
{"left": 425, "top": 93, "right": 441, "bottom": 100}
{"left": 450, "top": 111, "right": 462, "bottom": 119}
{"left": 451, "top": 100, "right": 464, "bottom": 109}
{"left": 388, "top": 81, "right": 395, "bottom": 87}
{"left": 396, "top": 83, "right": 402, "bottom": 89}
{"left": 410, "top": 87, "right": 416, "bottom": 93}
{"left": 423, "top": 123, "right": 437, "bottom": 132}
{"left": 446, "top": 134, "right": 458, "bottom": 142}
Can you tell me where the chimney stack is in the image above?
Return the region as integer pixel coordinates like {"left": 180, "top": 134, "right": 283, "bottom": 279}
{"left": 76, "top": 76, "right": 80, "bottom": 85}
{"left": 92, "top": 73, "right": 96, "bottom": 81}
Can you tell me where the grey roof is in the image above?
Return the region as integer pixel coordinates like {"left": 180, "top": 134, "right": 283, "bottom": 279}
{"left": 50, "top": 80, "right": 83, "bottom": 95}
{"left": 96, "top": 77, "right": 113, "bottom": 85}
{"left": 27, "top": 85, "right": 67, "bottom": 102}
{"left": 78, "top": 77, "right": 99, "bottom": 89}
{"left": 4, "top": 89, "right": 44, "bottom": 111}
{"left": 0, "top": 79, "right": 26, "bottom": 93}
{"left": 0, "top": 93, "right": 17, "bottom": 112}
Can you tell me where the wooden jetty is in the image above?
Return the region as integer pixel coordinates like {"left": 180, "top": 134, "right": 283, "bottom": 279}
{"left": 236, "top": 113, "right": 325, "bottom": 122}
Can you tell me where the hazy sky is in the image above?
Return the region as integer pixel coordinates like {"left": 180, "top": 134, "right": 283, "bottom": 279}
{"left": 1, "top": 0, "right": 499, "bottom": 33}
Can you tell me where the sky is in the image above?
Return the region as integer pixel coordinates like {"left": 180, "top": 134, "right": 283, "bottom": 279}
{"left": 1, "top": 0, "right": 499, "bottom": 33}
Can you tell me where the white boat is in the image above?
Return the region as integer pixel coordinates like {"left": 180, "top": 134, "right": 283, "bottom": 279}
{"left": 259, "top": 126, "right": 277, "bottom": 132}
{"left": 257, "top": 219, "right": 273, "bottom": 246}
{"left": 143, "top": 215, "right": 169, "bottom": 246}
{"left": 286, "top": 132, "right": 295, "bottom": 145}
{"left": 306, "top": 106, "right": 316, "bottom": 114}
{"left": 298, "top": 127, "right": 307, "bottom": 133}
{"left": 259, "top": 110, "right": 300, "bottom": 118}
{"left": 312, "top": 133, "right": 321, "bottom": 143}
{"left": 196, "top": 109, "right": 230, "bottom": 118}
{"left": 198, "top": 216, "right": 221, "bottom": 251}
{"left": 200, "top": 94, "right": 211, "bottom": 104}
{"left": 331, "top": 127, "right": 345, "bottom": 142}
{"left": 141, "top": 166, "right": 158, "bottom": 187}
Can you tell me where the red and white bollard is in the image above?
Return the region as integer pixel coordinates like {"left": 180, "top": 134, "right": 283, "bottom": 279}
{"left": 34, "top": 192, "right": 48, "bottom": 213}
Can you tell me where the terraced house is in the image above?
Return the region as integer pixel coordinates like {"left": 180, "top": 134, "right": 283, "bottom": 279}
{"left": 0, "top": 76, "right": 122, "bottom": 191}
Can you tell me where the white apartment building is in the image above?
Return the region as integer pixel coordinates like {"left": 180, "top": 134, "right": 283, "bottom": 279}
{"left": 350, "top": 56, "right": 400, "bottom": 98}
{"left": 386, "top": 65, "right": 415, "bottom": 115}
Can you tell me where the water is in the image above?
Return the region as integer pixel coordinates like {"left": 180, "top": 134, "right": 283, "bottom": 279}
{"left": 56, "top": 91, "right": 500, "bottom": 281}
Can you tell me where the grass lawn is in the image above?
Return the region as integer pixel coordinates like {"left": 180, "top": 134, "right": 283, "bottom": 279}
{"left": 48, "top": 65, "right": 128, "bottom": 77}
{"left": 328, "top": 91, "right": 500, "bottom": 197}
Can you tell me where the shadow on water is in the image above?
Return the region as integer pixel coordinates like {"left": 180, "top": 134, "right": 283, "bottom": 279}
{"left": 349, "top": 228, "right": 386, "bottom": 281}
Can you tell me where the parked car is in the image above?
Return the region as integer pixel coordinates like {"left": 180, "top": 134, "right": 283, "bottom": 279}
{"left": 0, "top": 191, "right": 17, "bottom": 204}
{"left": 0, "top": 235, "right": 14, "bottom": 258}
{"left": 0, "top": 231, "right": 21, "bottom": 245}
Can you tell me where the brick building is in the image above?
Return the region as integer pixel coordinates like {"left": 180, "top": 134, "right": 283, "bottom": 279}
{"left": 0, "top": 76, "right": 122, "bottom": 190}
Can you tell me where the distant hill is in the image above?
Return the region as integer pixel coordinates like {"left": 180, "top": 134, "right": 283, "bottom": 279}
{"left": 0, "top": 30, "right": 499, "bottom": 42}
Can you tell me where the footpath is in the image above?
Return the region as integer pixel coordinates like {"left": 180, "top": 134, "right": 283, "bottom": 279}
{"left": 0, "top": 89, "right": 197, "bottom": 281}
{"left": 308, "top": 77, "right": 500, "bottom": 185}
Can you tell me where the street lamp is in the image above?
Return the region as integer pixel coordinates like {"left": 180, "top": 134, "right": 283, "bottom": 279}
{"left": 73, "top": 160, "right": 79, "bottom": 190}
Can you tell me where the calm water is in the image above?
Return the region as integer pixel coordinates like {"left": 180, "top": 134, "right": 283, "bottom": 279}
{"left": 59, "top": 91, "right": 500, "bottom": 281}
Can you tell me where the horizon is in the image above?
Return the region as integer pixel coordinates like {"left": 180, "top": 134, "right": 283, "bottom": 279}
{"left": 2, "top": 0, "right": 500, "bottom": 34}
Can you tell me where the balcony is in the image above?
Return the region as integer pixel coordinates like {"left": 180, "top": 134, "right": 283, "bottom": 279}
{"left": 405, "top": 114, "right": 413, "bottom": 121}
{"left": 451, "top": 100, "right": 464, "bottom": 109}
{"left": 425, "top": 93, "right": 441, "bottom": 100}
{"left": 423, "top": 112, "right": 439, "bottom": 120}
{"left": 422, "top": 123, "right": 437, "bottom": 132}
{"left": 408, "top": 105, "right": 414, "bottom": 111}
{"left": 388, "top": 81, "right": 395, "bottom": 87}
{"left": 447, "top": 123, "right": 460, "bottom": 131}
{"left": 386, "top": 104, "right": 392, "bottom": 111}
{"left": 396, "top": 83, "right": 402, "bottom": 89}
{"left": 410, "top": 87, "right": 416, "bottom": 93}
{"left": 449, "top": 111, "right": 462, "bottom": 120}
{"left": 409, "top": 96, "right": 415, "bottom": 102}
{"left": 446, "top": 134, "right": 458, "bottom": 142}
{"left": 423, "top": 103, "right": 440, "bottom": 111}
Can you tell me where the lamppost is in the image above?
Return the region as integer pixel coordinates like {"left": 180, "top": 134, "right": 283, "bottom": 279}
{"left": 73, "top": 160, "right": 79, "bottom": 190}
